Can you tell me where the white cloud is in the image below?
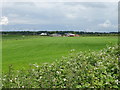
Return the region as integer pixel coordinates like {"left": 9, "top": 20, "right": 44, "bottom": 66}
{"left": 8, "top": 14, "right": 19, "bottom": 17}
{"left": 0, "top": 16, "right": 9, "bottom": 25}
{"left": 99, "top": 20, "right": 111, "bottom": 28}
{"left": 1, "top": 0, "right": 119, "bottom": 2}
{"left": 99, "top": 20, "right": 117, "bottom": 28}
{"left": 1, "top": 2, "right": 118, "bottom": 32}
{"left": 65, "top": 13, "right": 78, "bottom": 19}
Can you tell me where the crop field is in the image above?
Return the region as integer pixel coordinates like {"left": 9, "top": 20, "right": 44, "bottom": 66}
{"left": 2, "top": 35, "right": 118, "bottom": 72}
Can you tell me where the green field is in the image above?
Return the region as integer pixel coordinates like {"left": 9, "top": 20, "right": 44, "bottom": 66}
{"left": 2, "top": 35, "right": 118, "bottom": 72}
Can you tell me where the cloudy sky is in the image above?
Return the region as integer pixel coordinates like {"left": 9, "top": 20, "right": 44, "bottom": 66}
{"left": 0, "top": 1, "right": 118, "bottom": 32}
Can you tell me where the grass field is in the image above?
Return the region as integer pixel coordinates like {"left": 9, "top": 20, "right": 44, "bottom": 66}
{"left": 2, "top": 35, "right": 118, "bottom": 72}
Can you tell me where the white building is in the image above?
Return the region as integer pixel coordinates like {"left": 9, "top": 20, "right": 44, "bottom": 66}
{"left": 40, "top": 33, "right": 47, "bottom": 36}
{"left": 50, "top": 33, "right": 62, "bottom": 37}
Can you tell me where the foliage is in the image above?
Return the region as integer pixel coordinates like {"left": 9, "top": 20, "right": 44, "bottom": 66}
{"left": 2, "top": 45, "right": 119, "bottom": 88}
{"left": 2, "top": 31, "right": 119, "bottom": 36}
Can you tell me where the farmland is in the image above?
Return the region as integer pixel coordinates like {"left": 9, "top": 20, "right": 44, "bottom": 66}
{"left": 2, "top": 43, "right": 119, "bottom": 88}
{"left": 2, "top": 35, "right": 118, "bottom": 72}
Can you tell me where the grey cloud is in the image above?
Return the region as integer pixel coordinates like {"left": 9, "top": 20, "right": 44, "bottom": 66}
{"left": 1, "top": 2, "right": 118, "bottom": 32}
{"left": 64, "top": 2, "right": 107, "bottom": 8}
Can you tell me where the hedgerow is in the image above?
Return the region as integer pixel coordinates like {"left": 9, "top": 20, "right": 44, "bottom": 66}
{"left": 2, "top": 45, "right": 119, "bottom": 88}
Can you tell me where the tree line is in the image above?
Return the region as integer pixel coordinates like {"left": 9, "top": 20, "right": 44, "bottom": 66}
{"left": 1, "top": 31, "right": 119, "bottom": 36}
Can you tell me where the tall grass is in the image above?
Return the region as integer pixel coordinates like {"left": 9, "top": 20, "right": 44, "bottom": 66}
{"left": 2, "top": 45, "right": 119, "bottom": 88}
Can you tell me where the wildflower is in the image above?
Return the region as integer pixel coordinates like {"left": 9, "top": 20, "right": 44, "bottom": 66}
{"left": 15, "top": 78, "right": 17, "bottom": 80}
{"left": 40, "top": 76, "right": 42, "bottom": 79}
{"left": 2, "top": 79, "right": 5, "bottom": 81}
{"left": 67, "top": 61, "right": 70, "bottom": 64}
{"left": 100, "top": 52, "right": 103, "bottom": 55}
{"left": 71, "top": 49, "right": 75, "bottom": 52}
{"left": 108, "top": 47, "right": 111, "bottom": 49}
{"left": 10, "top": 80, "right": 12, "bottom": 82}
{"left": 98, "top": 62, "right": 102, "bottom": 65}
{"left": 56, "top": 71, "right": 60, "bottom": 74}
{"left": 86, "top": 57, "right": 89, "bottom": 59}
{"left": 115, "top": 80, "right": 118, "bottom": 84}
{"left": 63, "top": 78, "right": 67, "bottom": 81}
{"left": 35, "top": 65, "right": 39, "bottom": 68}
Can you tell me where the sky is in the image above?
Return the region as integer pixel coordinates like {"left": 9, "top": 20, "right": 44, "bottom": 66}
{"left": 0, "top": 1, "right": 118, "bottom": 32}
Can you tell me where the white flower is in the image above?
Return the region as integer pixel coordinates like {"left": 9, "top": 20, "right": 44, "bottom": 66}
{"left": 115, "top": 80, "right": 118, "bottom": 84}
{"left": 35, "top": 64, "right": 39, "bottom": 68}
{"left": 56, "top": 71, "right": 61, "bottom": 74}
{"left": 15, "top": 78, "right": 17, "bottom": 80}
{"left": 108, "top": 47, "right": 111, "bottom": 49}
{"left": 86, "top": 57, "right": 89, "bottom": 59}
{"left": 3, "top": 79, "right": 5, "bottom": 81}
{"left": 71, "top": 49, "right": 75, "bottom": 52}
{"left": 63, "top": 78, "right": 67, "bottom": 81}
{"left": 40, "top": 76, "right": 42, "bottom": 79}
{"left": 10, "top": 80, "right": 12, "bottom": 82}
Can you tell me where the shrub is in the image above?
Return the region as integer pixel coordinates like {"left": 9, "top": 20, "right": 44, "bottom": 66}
{"left": 2, "top": 45, "right": 119, "bottom": 88}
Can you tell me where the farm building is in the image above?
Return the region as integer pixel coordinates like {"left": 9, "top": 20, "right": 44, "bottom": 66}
{"left": 68, "top": 34, "right": 75, "bottom": 37}
{"left": 65, "top": 33, "right": 80, "bottom": 37}
{"left": 75, "top": 34, "right": 80, "bottom": 37}
{"left": 40, "top": 33, "right": 48, "bottom": 36}
{"left": 50, "top": 33, "right": 62, "bottom": 37}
